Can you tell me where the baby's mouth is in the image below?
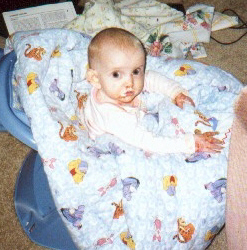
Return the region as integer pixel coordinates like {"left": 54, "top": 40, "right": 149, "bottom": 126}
{"left": 124, "top": 91, "right": 134, "bottom": 97}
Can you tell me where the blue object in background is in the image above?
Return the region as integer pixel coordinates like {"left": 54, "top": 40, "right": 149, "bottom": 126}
{"left": 15, "top": 150, "right": 77, "bottom": 249}
{"left": 0, "top": 50, "right": 37, "bottom": 149}
{"left": 0, "top": 49, "right": 77, "bottom": 249}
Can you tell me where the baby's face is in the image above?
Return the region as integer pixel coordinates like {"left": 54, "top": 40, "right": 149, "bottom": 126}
{"left": 94, "top": 45, "right": 145, "bottom": 105}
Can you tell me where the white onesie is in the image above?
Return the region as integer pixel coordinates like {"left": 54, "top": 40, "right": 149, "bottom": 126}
{"left": 84, "top": 70, "right": 195, "bottom": 154}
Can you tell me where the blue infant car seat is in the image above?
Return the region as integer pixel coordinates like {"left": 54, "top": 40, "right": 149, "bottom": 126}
{"left": 0, "top": 49, "right": 77, "bottom": 249}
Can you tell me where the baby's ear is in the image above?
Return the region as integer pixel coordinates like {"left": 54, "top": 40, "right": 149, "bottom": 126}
{"left": 86, "top": 69, "right": 101, "bottom": 89}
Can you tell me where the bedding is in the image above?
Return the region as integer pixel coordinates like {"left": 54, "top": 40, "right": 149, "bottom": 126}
{"left": 65, "top": 0, "right": 238, "bottom": 59}
{"left": 7, "top": 28, "right": 242, "bottom": 249}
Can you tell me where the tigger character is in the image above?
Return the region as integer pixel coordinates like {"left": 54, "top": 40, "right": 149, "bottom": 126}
{"left": 58, "top": 121, "right": 78, "bottom": 141}
{"left": 24, "top": 44, "right": 46, "bottom": 61}
{"left": 112, "top": 200, "right": 124, "bottom": 219}
{"left": 51, "top": 46, "right": 61, "bottom": 58}
{"left": 173, "top": 217, "right": 195, "bottom": 243}
{"left": 194, "top": 110, "right": 218, "bottom": 131}
{"left": 204, "top": 225, "right": 220, "bottom": 241}
{"left": 26, "top": 72, "right": 40, "bottom": 94}
{"left": 74, "top": 90, "right": 88, "bottom": 110}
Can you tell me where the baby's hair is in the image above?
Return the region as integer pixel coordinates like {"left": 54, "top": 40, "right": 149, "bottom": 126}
{"left": 88, "top": 27, "right": 146, "bottom": 69}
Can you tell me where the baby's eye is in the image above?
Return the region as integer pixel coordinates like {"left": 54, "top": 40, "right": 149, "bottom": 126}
{"left": 112, "top": 71, "right": 120, "bottom": 78}
{"left": 133, "top": 68, "right": 141, "bottom": 75}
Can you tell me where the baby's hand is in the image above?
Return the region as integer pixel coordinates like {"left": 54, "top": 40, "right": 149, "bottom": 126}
{"left": 194, "top": 132, "right": 224, "bottom": 153}
{"left": 174, "top": 93, "right": 195, "bottom": 109}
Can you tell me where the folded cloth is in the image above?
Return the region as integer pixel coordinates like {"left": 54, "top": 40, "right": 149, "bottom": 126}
{"left": 65, "top": 0, "right": 238, "bottom": 59}
{"left": 64, "top": 0, "right": 195, "bottom": 58}
{"left": 212, "top": 11, "right": 238, "bottom": 32}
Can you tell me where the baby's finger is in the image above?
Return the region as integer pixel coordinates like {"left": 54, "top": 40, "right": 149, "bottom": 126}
{"left": 206, "top": 148, "right": 222, "bottom": 154}
{"left": 203, "top": 147, "right": 219, "bottom": 153}
{"left": 177, "top": 101, "right": 184, "bottom": 109}
{"left": 206, "top": 137, "right": 224, "bottom": 145}
{"left": 206, "top": 143, "right": 224, "bottom": 152}
{"left": 210, "top": 148, "right": 223, "bottom": 154}
{"left": 203, "top": 131, "right": 219, "bottom": 137}
{"left": 186, "top": 97, "right": 195, "bottom": 107}
{"left": 213, "top": 144, "right": 224, "bottom": 150}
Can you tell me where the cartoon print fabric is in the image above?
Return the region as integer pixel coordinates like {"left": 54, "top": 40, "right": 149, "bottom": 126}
{"left": 65, "top": 1, "right": 238, "bottom": 59}
{"left": 7, "top": 28, "right": 243, "bottom": 249}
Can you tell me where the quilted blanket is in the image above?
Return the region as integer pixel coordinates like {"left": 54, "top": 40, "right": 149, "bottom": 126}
{"left": 8, "top": 28, "right": 242, "bottom": 249}
{"left": 65, "top": 0, "right": 238, "bottom": 59}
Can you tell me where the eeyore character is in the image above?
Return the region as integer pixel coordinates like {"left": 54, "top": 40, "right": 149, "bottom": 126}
{"left": 88, "top": 142, "right": 125, "bottom": 158}
{"left": 108, "top": 142, "right": 125, "bottom": 156}
{"left": 122, "top": 177, "right": 140, "bottom": 201}
{"left": 185, "top": 152, "right": 211, "bottom": 163}
{"left": 61, "top": 205, "right": 85, "bottom": 229}
{"left": 49, "top": 78, "right": 65, "bottom": 101}
{"left": 205, "top": 178, "right": 227, "bottom": 203}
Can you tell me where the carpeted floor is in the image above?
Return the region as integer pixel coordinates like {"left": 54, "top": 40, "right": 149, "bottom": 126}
{"left": 0, "top": 0, "right": 246, "bottom": 249}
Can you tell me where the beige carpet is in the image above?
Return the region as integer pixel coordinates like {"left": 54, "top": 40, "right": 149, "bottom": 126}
{"left": 0, "top": 0, "right": 246, "bottom": 249}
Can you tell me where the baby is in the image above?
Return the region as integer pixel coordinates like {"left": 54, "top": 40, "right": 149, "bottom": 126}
{"left": 84, "top": 27, "right": 223, "bottom": 155}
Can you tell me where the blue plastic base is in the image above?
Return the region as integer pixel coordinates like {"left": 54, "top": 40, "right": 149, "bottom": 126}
{"left": 14, "top": 150, "right": 77, "bottom": 250}
{"left": 0, "top": 123, "right": 6, "bottom": 131}
{"left": 0, "top": 50, "right": 37, "bottom": 150}
{"left": 0, "top": 48, "right": 3, "bottom": 58}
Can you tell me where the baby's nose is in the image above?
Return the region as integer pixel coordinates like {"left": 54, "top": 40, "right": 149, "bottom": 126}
{"left": 125, "top": 75, "right": 134, "bottom": 88}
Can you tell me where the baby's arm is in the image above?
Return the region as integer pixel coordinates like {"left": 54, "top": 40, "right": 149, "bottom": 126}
{"left": 144, "top": 70, "right": 189, "bottom": 101}
{"left": 104, "top": 108, "right": 195, "bottom": 154}
{"left": 144, "top": 71, "right": 194, "bottom": 108}
{"left": 103, "top": 108, "right": 223, "bottom": 154}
